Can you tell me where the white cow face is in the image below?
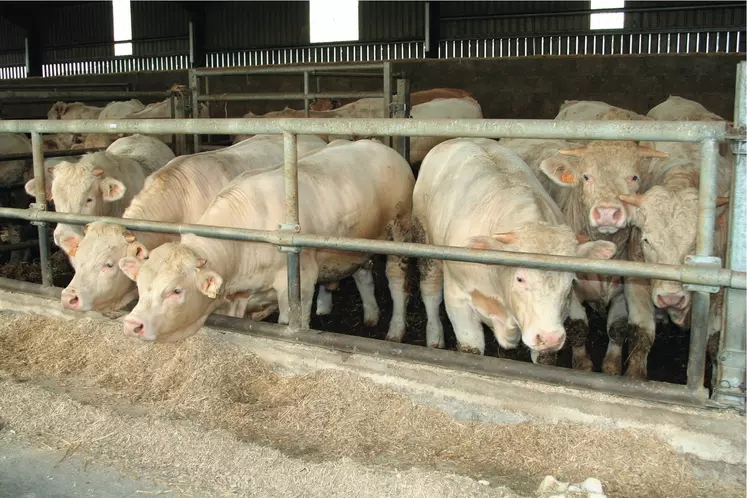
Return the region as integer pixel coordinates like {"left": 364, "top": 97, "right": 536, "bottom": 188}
{"left": 467, "top": 222, "right": 617, "bottom": 353}
{"left": 24, "top": 153, "right": 127, "bottom": 255}
{"left": 539, "top": 141, "right": 665, "bottom": 236}
{"left": 621, "top": 187, "right": 729, "bottom": 326}
{"left": 119, "top": 243, "right": 225, "bottom": 342}
{"left": 59, "top": 222, "right": 141, "bottom": 313}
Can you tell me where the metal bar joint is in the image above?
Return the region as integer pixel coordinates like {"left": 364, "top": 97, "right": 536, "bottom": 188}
{"left": 683, "top": 255, "right": 722, "bottom": 293}
{"left": 28, "top": 202, "right": 46, "bottom": 227}
{"left": 277, "top": 223, "right": 301, "bottom": 253}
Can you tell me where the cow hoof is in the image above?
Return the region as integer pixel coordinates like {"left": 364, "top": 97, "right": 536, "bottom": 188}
{"left": 384, "top": 332, "right": 403, "bottom": 343}
{"left": 602, "top": 356, "right": 622, "bottom": 376}
{"left": 572, "top": 356, "right": 594, "bottom": 372}
{"left": 363, "top": 306, "right": 380, "bottom": 326}
{"left": 624, "top": 366, "right": 647, "bottom": 380}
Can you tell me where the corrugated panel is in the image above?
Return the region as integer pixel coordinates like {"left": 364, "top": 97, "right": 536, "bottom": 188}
{"left": 0, "top": 16, "right": 25, "bottom": 68}
{"left": 625, "top": 1, "right": 745, "bottom": 31}
{"left": 131, "top": 1, "right": 189, "bottom": 56}
{"left": 359, "top": 1, "right": 424, "bottom": 42}
{"left": 40, "top": 2, "right": 114, "bottom": 62}
{"left": 440, "top": 1, "right": 589, "bottom": 39}
{"left": 204, "top": 1, "right": 309, "bottom": 51}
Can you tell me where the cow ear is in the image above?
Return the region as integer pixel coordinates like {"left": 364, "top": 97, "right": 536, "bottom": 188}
{"left": 59, "top": 232, "right": 82, "bottom": 258}
{"left": 100, "top": 178, "right": 126, "bottom": 202}
{"left": 470, "top": 289, "right": 508, "bottom": 324}
{"left": 577, "top": 240, "right": 617, "bottom": 260}
{"left": 125, "top": 241, "right": 149, "bottom": 260}
{"left": 196, "top": 270, "right": 224, "bottom": 299}
{"left": 540, "top": 157, "right": 579, "bottom": 187}
{"left": 118, "top": 256, "right": 144, "bottom": 281}
{"left": 24, "top": 178, "right": 53, "bottom": 200}
{"left": 465, "top": 236, "right": 501, "bottom": 251}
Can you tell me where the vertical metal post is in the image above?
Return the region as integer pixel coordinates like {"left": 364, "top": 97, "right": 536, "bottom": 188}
{"left": 303, "top": 70, "right": 310, "bottom": 118}
{"left": 188, "top": 69, "right": 200, "bottom": 154}
{"left": 30, "top": 132, "right": 53, "bottom": 287}
{"left": 188, "top": 20, "right": 195, "bottom": 68}
{"left": 172, "top": 92, "right": 186, "bottom": 157}
{"left": 714, "top": 61, "right": 747, "bottom": 407}
{"left": 383, "top": 62, "right": 392, "bottom": 149}
{"left": 394, "top": 78, "right": 411, "bottom": 162}
{"left": 282, "top": 132, "right": 302, "bottom": 331}
{"left": 686, "top": 138, "right": 719, "bottom": 392}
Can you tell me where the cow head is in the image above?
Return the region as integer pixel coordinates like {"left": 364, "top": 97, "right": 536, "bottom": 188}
{"left": 59, "top": 222, "right": 142, "bottom": 312}
{"left": 47, "top": 101, "right": 67, "bottom": 120}
{"left": 539, "top": 141, "right": 666, "bottom": 237}
{"left": 621, "top": 188, "right": 729, "bottom": 326}
{"left": 466, "top": 222, "right": 616, "bottom": 353}
{"left": 24, "top": 152, "right": 128, "bottom": 253}
{"left": 119, "top": 243, "right": 226, "bottom": 342}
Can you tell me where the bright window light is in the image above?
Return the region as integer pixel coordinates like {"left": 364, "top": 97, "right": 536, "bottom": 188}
{"left": 309, "top": 0, "right": 359, "bottom": 43}
{"left": 112, "top": 0, "right": 133, "bottom": 56}
{"left": 590, "top": 0, "right": 625, "bottom": 30}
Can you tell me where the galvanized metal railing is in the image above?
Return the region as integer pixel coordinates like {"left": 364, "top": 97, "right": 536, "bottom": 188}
{"left": 0, "top": 70, "right": 744, "bottom": 408}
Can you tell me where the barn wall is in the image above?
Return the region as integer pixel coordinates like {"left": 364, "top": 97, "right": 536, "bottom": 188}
{"left": 0, "top": 54, "right": 741, "bottom": 122}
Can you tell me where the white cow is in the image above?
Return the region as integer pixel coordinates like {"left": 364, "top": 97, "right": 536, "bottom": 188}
{"left": 500, "top": 130, "right": 666, "bottom": 373}
{"left": 409, "top": 138, "right": 616, "bottom": 361}
{"left": 118, "top": 139, "right": 414, "bottom": 342}
{"left": 121, "top": 98, "right": 209, "bottom": 144}
{"left": 556, "top": 100, "right": 650, "bottom": 122}
{"left": 78, "top": 99, "right": 148, "bottom": 149}
{"left": 236, "top": 97, "right": 484, "bottom": 163}
{"left": 0, "top": 133, "right": 34, "bottom": 263}
{"left": 47, "top": 101, "right": 104, "bottom": 120}
{"left": 25, "top": 134, "right": 174, "bottom": 254}
{"left": 59, "top": 134, "right": 327, "bottom": 313}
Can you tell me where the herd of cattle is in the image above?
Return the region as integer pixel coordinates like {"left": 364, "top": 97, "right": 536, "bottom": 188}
{"left": 0, "top": 88, "right": 733, "bottom": 382}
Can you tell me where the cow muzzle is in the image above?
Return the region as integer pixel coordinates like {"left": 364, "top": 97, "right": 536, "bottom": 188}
{"left": 590, "top": 203, "right": 626, "bottom": 233}
{"left": 525, "top": 329, "right": 566, "bottom": 353}
{"left": 655, "top": 291, "right": 690, "bottom": 311}
{"left": 123, "top": 315, "right": 154, "bottom": 340}
{"left": 61, "top": 288, "right": 81, "bottom": 311}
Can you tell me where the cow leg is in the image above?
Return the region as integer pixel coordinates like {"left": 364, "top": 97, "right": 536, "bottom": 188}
{"left": 384, "top": 215, "right": 411, "bottom": 343}
{"left": 414, "top": 255, "right": 444, "bottom": 348}
{"left": 444, "top": 293, "right": 485, "bottom": 355}
{"left": 568, "top": 290, "right": 594, "bottom": 371}
{"left": 250, "top": 305, "right": 278, "bottom": 322}
{"left": 353, "top": 267, "right": 380, "bottom": 326}
{"left": 316, "top": 285, "right": 334, "bottom": 316}
{"left": 707, "top": 290, "right": 724, "bottom": 363}
{"left": 623, "top": 278, "right": 655, "bottom": 379}
{"left": 602, "top": 292, "right": 629, "bottom": 376}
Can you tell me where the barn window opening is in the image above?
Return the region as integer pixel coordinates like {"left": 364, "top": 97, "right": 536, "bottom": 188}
{"left": 309, "top": 0, "right": 359, "bottom": 43}
{"left": 590, "top": 0, "right": 625, "bottom": 30}
{"left": 112, "top": 0, "right": 133, "bottom": 56}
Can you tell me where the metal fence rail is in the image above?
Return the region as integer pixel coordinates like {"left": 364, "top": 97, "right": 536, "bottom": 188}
{"left": 0, "top": 98, "right": 743, "bottom": 408}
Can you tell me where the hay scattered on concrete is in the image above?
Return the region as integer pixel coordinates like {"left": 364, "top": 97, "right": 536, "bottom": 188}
{"left": 0, "top": 313, "right": 738, "bottom": 497}
{"left": 0, "top": 250, "right": 73, "bottom": 285}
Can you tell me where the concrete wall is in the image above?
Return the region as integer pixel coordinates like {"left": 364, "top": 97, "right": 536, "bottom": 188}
{"left": 2, "top": 53, "right": 742, "bottom": 121}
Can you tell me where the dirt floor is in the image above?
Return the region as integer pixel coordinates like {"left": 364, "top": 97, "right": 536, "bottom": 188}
{"left": 0, "top": 244, "right": 712, "bottom": 388}
{"left": 0, "top": 312, "right": 743, "bottom": 498}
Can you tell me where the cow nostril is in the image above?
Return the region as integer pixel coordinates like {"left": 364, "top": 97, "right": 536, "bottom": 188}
{"left": 69, "top": 296, "right": 79, "bottom": 306}
{"left": 133, "top": 323, "right": 144, "bottom": 335}
{"left": 612, "top": 209, "right": 622, "bottom": 221}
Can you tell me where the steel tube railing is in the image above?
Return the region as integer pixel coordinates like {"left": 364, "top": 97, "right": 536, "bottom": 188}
{"left": 192, "top": 63, "right": 388, "bottom": 77}
{"left": 686, "top": 138, "right": 720, "bottom": 392}
{"left": 0, "top": 90, "right": 172, "bottom": 102}
{"left": 197, "top": 91, "right": 385, "bottom": 102}
{"left": 0, "top": 147, "right": 105, "bottom": 162}
{"left": 0, "top": 208, "right": 743, "bottom": 290}
{"left": 29, "top": 133, "right": 52, "bottom": 287}
{"left": 715, "top": 60, "right": 747, "bottom": 407}
{"left": 282, "top": 132, "right": 302, "bottom": 331}
{"left": 0, "top": 118, "right": 728, "bottom": 142}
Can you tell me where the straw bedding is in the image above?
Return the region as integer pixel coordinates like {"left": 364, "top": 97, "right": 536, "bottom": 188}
{"left": 0, "top": 312, "right": 741, "bottom": 497}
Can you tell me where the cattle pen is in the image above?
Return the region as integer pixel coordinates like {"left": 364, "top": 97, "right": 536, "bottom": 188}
{"left": 0, "top": 60, "right": 742, "bottom": 413}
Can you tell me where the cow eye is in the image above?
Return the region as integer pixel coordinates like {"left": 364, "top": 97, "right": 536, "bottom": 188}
{"left": 516, "top": 276, "right": 525, "bottom": 284}
{"left": 582, "top": 174, "right": 590, "bottom": 182}
{"left": 104, "top": 262, "right": 114, "bottom": 268}
{"left": 173, "top": 288, "right": 182, "bottom": 295}
{"left": 631, "top": 175, "right": 639, "bottom": 182}
{"left": 86, "top": 198, "right": 93, "bottom": 203}
{"left": 641, "top": 237, "right": 650, "bottom": 246}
